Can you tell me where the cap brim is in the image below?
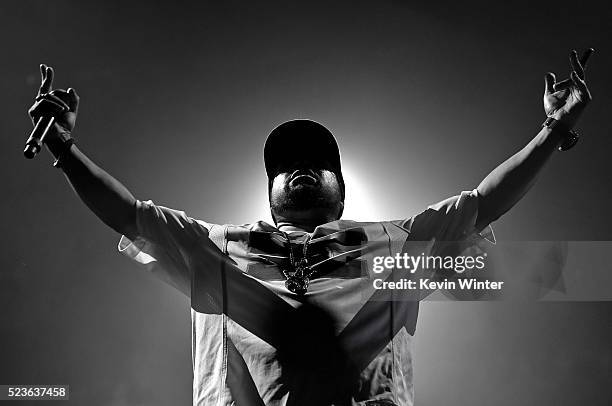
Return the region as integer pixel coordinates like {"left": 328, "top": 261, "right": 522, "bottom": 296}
{"left": 264, "top": 119, "right": 341, "bottom": 178}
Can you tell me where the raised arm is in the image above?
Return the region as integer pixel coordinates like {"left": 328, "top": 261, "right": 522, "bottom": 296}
{"left": 475, "top": 49, "right": 594, "bottom": 231}
{"left": 28, "top": 65, "right": 137, "bottom": 239}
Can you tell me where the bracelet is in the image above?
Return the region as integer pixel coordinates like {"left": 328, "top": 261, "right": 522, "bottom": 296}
{"left": 52, "top": 137, "right": 75, "bottom": 168}
{"left": 542, "top": 117, "right": 580, "bottom": 151}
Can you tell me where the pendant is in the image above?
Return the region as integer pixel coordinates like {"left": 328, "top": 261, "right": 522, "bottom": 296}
{"left": 285, "top": 275, "right": 309, "bottom": 295}
{"left": 284, "top": 261, "right": 311, "bottom": 295}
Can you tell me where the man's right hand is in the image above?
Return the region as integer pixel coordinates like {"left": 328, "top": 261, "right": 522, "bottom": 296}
{"left": 25, "top": 64, "right": 138, "bottom": 239}
{"left": 28, "top": 64, "right": 80, "bottom": 142}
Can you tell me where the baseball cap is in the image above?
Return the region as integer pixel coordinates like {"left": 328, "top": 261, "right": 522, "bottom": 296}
{"left": 264, "top": 119, "right": 342, "bottom": 175}
{"left": 264, "top": 119, "right": 344, "bottom": 199}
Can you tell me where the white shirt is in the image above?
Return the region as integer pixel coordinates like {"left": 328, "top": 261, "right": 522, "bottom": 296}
{"left": 118, "top": 189, "right": 494, "bottom": 405}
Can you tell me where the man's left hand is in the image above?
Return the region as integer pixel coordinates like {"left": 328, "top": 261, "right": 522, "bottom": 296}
{"left": 543, "top": 48, "right": 594, "bottom": 130}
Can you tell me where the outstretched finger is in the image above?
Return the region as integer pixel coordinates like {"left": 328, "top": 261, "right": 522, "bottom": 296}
{"left": 580, "top": 48, "right": 594, "bottom": 69}
{"left": 39, "top": 64, "right": 46, "bottom": 83}
{"left": 570, "top": 71, "right": 590, "bottom": 99}
{"left": 544, "top": 72, "right": 556, "bottom": 95}
{"left": 570, "top": 50, "right": 585, "bottom": 80}
{"left": 38, "top": 65, "right": 54, "bottom": 96}
{"left": 37, "top": 64, "right": 46, "bottom": 96}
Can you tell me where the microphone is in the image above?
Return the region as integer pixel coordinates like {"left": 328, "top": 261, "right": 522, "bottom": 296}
{"left": 24, "top": 115, "right": 57, "bottom": 159}
{"left": 24, "top": 97, "right": 66, "bottom": 159}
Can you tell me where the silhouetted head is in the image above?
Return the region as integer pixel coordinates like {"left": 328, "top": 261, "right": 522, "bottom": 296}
{"left": 264, "top": 119, "right": 344, "bottom": 229}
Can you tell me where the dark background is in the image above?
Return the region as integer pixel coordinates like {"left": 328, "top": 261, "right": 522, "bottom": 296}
{"left": 1, "top": 1, "right": 611, "bottom": 405}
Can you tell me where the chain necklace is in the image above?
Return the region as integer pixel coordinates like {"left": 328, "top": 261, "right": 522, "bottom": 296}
{"left": 281, "top": 233, "right": 316, "bottom": 295}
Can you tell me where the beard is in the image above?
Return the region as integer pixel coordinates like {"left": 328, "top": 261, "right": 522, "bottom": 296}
{"left": 270, "top": 182, "right": 341, "bottom": 217}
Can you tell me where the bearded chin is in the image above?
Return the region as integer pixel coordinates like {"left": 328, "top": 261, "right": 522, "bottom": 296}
{"left": 271, "top": 184, "right": 339, "bottom": 215}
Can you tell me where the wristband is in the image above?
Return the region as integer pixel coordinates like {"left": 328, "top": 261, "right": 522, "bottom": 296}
{"left": 542, "top": 117, "right": 580, "bottom": 151}
{"left": 52, "top": 132, "right": 75, "bottom": 168}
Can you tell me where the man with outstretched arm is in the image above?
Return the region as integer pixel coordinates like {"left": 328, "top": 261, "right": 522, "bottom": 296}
{"left": 27, "top": 49, "right": 593, "bottom": 406}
